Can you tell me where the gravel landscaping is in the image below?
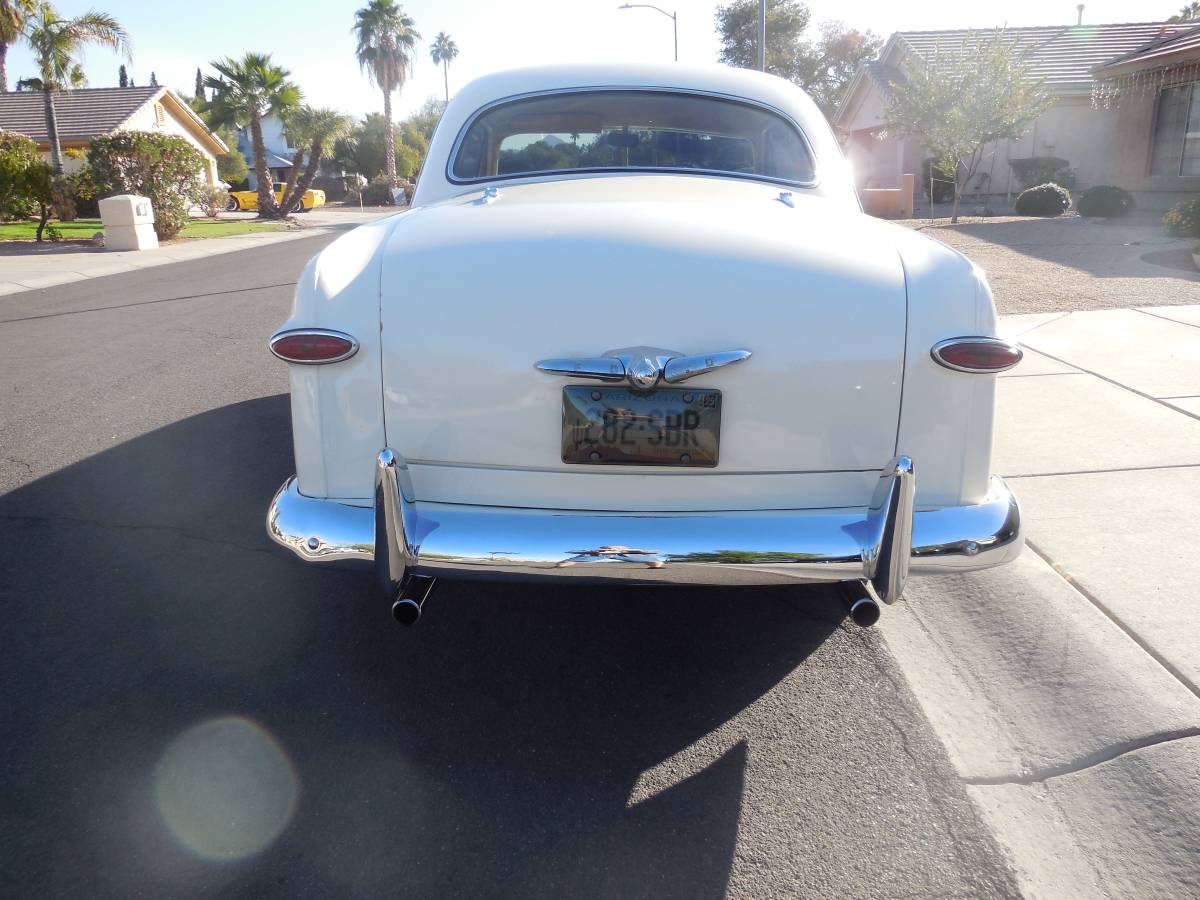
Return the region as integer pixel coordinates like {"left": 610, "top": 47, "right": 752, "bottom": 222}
{"left": 901, "top": 215, "right": 1200, "bottom": 314}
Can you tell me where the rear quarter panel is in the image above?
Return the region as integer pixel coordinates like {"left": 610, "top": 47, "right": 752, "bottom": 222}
{"left": 893, "top": 226, "right": 998, "bottom": 508}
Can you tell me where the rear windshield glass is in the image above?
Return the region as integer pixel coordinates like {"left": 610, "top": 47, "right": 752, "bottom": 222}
{"left": 450, "top": 90, "right": 815, "bottom": 185}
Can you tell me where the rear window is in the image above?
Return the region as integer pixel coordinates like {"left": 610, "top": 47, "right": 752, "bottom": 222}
{"left": 450, "top": 90, "right": 815, "bottom": 185}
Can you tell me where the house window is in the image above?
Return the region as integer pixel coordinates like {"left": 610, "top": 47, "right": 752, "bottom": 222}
{"left": 1150, "top": 83, "right": 1200, "bottom": 176}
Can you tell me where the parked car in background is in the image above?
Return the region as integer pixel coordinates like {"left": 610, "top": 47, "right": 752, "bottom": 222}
{"left": 265, "top": 62, "right": 1024, "bottom": 627}
{"left": 226, "top": 183, "right": 325, "bottom": 212}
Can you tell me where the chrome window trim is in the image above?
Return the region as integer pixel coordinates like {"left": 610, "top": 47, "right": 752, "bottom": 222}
{"left": 445, "top": 85, "right": 821, "bottom": 190}
{"left": 930, "top": 337, "right": 1024, "bottom": 374}
{"left": 269, "top": 328, "right": 361, "bottom": 365}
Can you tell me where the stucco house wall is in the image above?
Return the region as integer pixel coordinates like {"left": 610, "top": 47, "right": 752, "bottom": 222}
{"left": 836, "top": 22, "right": 1200, "bottom": 211}
{"left": 120, "top": 97, "right": 220, "bottom": 184}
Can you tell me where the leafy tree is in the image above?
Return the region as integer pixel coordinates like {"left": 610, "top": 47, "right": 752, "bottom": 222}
{"left": 148, "top": 69, "right": 156, "bottom": 86}
{"left": 205, "top": 52, "right": 300, "bottom": 217}
{"left": 277, "top": 105, "right": 352, "bottom": 211}
{"left": 0, "top": 129, "right": 56, "bottom": 239}
{"left": 213, "top": 125, "right": 247, "bottom": 185}
{"left": 193, "top": 65, "right": 203, "bottom": 101}
{"left": 1169, "top": 2, "right": 1200, "bottom": 21}
{"left": 886, "top": 31, "right": 1051, "bottom": 223}
{"left": 87, "top": 130, "right": 207, "bottom": 238}
{"left": 0, "top": 0, "right": 36, "bottom": 92}
{"left": 714, "top": 0, "right": 879, "bottom": 118}
{"left": 21, "top": 2, "right": 132, "bottom": 173}
{"left": 118, "top": 61, "right": 126, "bottom": 86}
{"left": 353, "top": 0, "right": 420, "bottom": 187}
{"left": 405, "top": 95, "right": 443, "bottom": 142}
{"left": 429, "top": 31, "right": 457, "bottom": 102}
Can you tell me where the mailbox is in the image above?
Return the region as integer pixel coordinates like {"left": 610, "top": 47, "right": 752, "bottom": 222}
{"left": 98, "top": 194, "right": 159, "bottom": 251}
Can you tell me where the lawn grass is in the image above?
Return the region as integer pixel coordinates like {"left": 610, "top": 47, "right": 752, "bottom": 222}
{"left": 0, "top": 217, "right": 288, "bottom": 242}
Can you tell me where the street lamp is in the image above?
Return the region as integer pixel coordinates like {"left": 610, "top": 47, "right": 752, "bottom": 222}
{"left": 618, "top": 4, "right": 678, "bottom": 62}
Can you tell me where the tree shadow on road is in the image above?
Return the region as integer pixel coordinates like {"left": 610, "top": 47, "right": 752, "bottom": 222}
{"left": 0, "top": 395, "right": 844, "bottom": 899}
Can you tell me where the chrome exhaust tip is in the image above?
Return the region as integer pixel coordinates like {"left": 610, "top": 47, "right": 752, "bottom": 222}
{"left": 391, "top": 597, "right": 422, "bottom": 625}
{"left": 390, "top": 575, "right": 436, "bottom": 626}
{"left": 839, "top": 581, "right": 881, "bottom": 628}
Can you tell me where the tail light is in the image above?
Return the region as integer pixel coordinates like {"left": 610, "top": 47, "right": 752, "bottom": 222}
{"left": 269, "top": 329, "right": 359, "bottom": 365}
{"left": 930, "top": 337, "right": 1023, "bottom": 374}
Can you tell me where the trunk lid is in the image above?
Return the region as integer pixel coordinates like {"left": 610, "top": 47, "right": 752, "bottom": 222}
{"left": 379, "top": 176, "right": 906, "bottom": 510}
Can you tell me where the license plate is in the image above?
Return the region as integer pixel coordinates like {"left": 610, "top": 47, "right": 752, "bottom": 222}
{"left": 561, "top": 386, "right": 721, "bottom": 467}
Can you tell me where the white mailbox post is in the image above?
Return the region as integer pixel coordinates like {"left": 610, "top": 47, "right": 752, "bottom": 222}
{"left": 98, "top": 194, "right": 159, "bottom": 251}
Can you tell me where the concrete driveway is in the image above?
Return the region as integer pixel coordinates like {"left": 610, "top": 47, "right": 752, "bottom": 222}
{"left": 886, "top": 304, "right": 1200, "bottom": 897}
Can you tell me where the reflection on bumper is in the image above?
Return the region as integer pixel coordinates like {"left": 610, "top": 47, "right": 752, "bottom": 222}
{"left": 266, "top": 453, "right": 1023, "bottom": 594}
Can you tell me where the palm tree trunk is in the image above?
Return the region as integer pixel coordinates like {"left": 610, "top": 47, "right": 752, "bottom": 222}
{"left": 282, "top": 138, "right": 324, "bottom": 211}
{"left": 0, "top": 42, "right": 9, "bottom": 93}
{"left": 383, "top": 76, "right": 396, "bottom": 188}
{"left": 443, "top": 61, "right": 448, "bottom": 103}
{"left": 43, "top": 87, "right": 64, "bottom": 174}
{"left": 277, "top": 146, "right": 307, "bottom": 216}
{"left": 250, "top": 109, "right": 276, "bottom": 217}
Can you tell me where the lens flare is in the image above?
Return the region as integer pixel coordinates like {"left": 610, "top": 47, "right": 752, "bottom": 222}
{"left": 154, "top": 716, "right": 299, "bottom": 861}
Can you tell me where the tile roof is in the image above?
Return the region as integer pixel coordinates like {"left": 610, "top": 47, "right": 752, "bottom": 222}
{"left": 0, "top": 86, "right": 162, "bottom": 144}
{"left": 895, "top": 22, "right": 1197, "bottom": 93}
{"left": 1093, "top": 23, "right": 1200, "bottom": 73}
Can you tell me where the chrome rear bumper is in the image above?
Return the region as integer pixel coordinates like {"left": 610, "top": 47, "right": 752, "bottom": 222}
{"left": 266, "top": 450, "right": 1023, "bottom": 600}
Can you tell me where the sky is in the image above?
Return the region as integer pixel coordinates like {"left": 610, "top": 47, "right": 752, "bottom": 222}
{"left": 4, "top": 1, "right": 1187, "bottom": 122}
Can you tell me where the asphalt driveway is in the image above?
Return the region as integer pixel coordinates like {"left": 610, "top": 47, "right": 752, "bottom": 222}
{"left": 0, "top": 236, "right": 1015, "bottom": 899}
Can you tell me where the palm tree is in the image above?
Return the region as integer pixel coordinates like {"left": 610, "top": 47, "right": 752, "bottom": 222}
{"left": 21, "top": 3, "right": 130, "bottom": 174}
{"left": 353, "top": 0, "right": 419, "bottom": 187}
{"left": 205, "top": 53, "right": 300, "bottom": 217}
{"left": 429, "top": 31, "right": 457, "bottom": 103}
{"left": 16, "top": 60, "right": 83, "bottom": 90}
{"left": 278, "top": 106, "right": 352, "bottom": 213}
{"left": 0, "top": 0, "right": 36, "bottom": 92}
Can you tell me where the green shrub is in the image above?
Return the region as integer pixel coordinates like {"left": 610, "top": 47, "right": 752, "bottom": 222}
{"left": 1162, "top": 198, "right": 1200, "bottom": 237}
{"left": 197, "top": 184, "right": 229, "bottom": 218}
{"left": 0, "top": 130, "right": 44, "bottom": 221}
{"left": 1015, "top": 183, "right": 1071, "bottom": 217}
{"left": 1076, "top": 185, "right": 1134, "bottom": 218}
{"left": 1009, "top": 156, "right": 1070, "bottom": 190}
{"left": 87, "top": 130, "right": 208, "bottom": 240}
{"left": 360, "top": 174, "right": 398, "bottom": 206}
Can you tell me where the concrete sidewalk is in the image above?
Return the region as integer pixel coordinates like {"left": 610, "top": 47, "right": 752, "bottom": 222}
{"left": 884, "top": 305, "right": 1200, "bottom": 897}
{"left": 0, "top": 208, "right": 396, "bottom": 298}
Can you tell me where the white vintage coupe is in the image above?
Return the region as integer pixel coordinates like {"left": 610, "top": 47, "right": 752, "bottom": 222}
{"left": 266, "top": 63, "right": 1024, "bottom": 627}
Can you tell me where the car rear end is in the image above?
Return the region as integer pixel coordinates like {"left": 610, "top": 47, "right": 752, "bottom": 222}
{"left": 264, "top": 64, "right": 1023, "bottom": 623}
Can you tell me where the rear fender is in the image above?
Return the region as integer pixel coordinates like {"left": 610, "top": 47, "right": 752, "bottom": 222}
{"left": 278, "top": 216, "right": 402, "bottom": 498}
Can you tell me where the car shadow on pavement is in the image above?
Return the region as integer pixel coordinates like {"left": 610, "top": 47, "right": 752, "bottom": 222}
{"left": 0, "top": 395, "right": 843, "bottom": 899}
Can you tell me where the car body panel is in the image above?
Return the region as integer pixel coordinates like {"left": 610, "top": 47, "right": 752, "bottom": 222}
{"left": 376, "top": 176, "right": 907, "bottom": 510}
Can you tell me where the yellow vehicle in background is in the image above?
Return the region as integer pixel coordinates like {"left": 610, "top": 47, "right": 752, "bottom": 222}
{"left": 226, "top": 182, "right": 326, "bottom": 213}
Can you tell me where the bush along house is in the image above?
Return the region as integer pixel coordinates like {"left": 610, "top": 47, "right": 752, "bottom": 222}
{"left": 0, "top": 85, "right": 227, "bottom": 185}
{"left": 834, "top": 18, "right": 1200, "bottom": 212}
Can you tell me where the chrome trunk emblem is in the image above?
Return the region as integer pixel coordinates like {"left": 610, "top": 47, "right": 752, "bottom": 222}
{"left": 535, "top": 346, "right": 751, "bottom": 391}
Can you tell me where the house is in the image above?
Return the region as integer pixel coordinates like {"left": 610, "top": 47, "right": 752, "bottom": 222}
{"left": 236, "top": 115, "right": 297, "bottom": 189}
{"left": 834, "top": 20, "right": 1200, "bottom": 210}
{"left": 0, "top": 86, "right": 227, "bottom": 184}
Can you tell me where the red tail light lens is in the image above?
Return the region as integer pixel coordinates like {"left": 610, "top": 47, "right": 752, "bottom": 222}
{"left": 269, "top": 329, "right": 359, "bottom": 365}
{"left": 931, "top": 337, "right": 1023, "bottom": 374}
